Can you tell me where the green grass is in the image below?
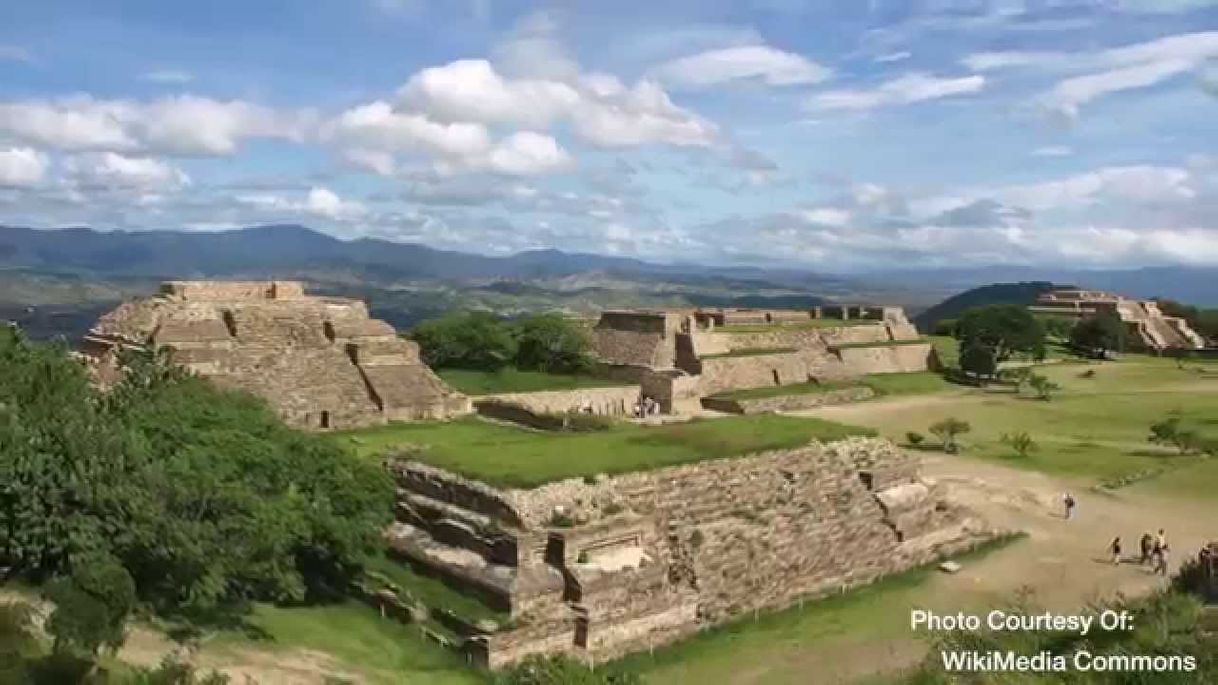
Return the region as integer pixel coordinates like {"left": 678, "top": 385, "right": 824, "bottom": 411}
{"left": 616, "top": 534, "right": 1026, "bottom": 684}
{"left": 362, "top": 552, "right": 508, "bottom": 624}
{"left": 861, "top": 371, "right": 951, "bottom": 397}
{"left": 436, "top": 367, "right": 627, "bottom": 396}
{"left": 337, "top": 415, "right": 874, "bottom": 488}
{"left": 717, "top": 319, "right": 878, "bottom": 333}
{"left": 211, "top": 601, "right": 483, "bottom": 685}
{"left": 700, "top": 347, "right": 798, "bottom": 359}
{"left": 828, "top": 358, "right": 1218, "bottom": 493}
{"left": 929, "top": 335, "right": 958, "bottom": 368}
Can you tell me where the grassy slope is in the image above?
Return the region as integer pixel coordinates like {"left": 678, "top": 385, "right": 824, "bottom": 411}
{"left": 363, "top": 552, "right": 507, "bottom": 623}
{"left": 211, "top": 602, "right": 483, "bottom": 685}
{"left": 436, "top": 367, "right": 628, "bottom": 396}
{"left": 337, "top": 415, "right": 874, "bottom": 488}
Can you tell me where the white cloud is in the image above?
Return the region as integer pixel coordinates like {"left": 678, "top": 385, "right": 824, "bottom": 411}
{"left": 964, "top": 31, "right": 1218, "bottom": 118}
{"left": 64, "top": 152, "right": 190, "bottom": 190}
{"left": 0, "top": 147, "right": 48, "bottom": 187}
{"left": 305, "top": 187, "right": 366, "bottom": 220}
{"left": 0, "top": 95, "right": 310, "bottom": 155}
{"left": 141, "top": 70, "right": 194, "bottom": 84}
{"left": 1031, "top": 145, "right": 1073, "bottom": 157}
{"left": 651, "top": 44, "right": 831, "bottom": 88}
{"left": 807, "top": 72, "right": 985, "bottom": 111}
{"left": 477, "top": 131, "right": 573, "bottom": 175}
{"left": 0, "top": 46, "right": 32, "bottom": 63}
{"left": 796, "top": 207, "right": 851, "bottom": 226}
{"left": 571, "top": 80, "right": 718, "bottom": 147}
{"left": 874, "top": 51, "right": 912, "bottom": 64}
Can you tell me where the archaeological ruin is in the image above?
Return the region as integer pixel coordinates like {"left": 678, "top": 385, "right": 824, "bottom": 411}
{"left": 382, "top": 437, "right": 994, "bottom": 668}
{"left": 587, "top": 305, "right": 934, "bottom": 413}
{"left": 1030, "top": 288, "right": 1207, "bottom": 352}
{"left": 81, "top": 280, "right": 471, "bottom": 430}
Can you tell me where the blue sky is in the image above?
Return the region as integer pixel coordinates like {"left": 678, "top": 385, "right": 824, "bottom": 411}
{"left": 1, "top": 0, "right": 1216, "bottom": 271}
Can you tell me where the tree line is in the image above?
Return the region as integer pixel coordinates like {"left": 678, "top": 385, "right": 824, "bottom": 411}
{"left": 410, "top": 311, "right": 597, "bottom": 373}
{"left": 0, "top": 327, "right": 393, "bottom": 674}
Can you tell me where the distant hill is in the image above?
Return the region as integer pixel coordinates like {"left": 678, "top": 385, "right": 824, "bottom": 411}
{"left": 913, "top": 282, "right": 1060, "bottom": 332}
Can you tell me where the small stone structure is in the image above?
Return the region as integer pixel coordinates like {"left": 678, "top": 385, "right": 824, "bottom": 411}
{"left": 81, "top": 281, "right": 470, "bottom": 430}
{"left": 589, "top": 306, "right": 932, "bottom": 413}
{"left": 1029, "top": 288, "right": 1207, "bottom": 352}
{"left": 386, "top": 437, "right": 994, "bottom": 668}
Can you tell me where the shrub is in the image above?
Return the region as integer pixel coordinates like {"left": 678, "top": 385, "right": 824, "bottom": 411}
{"left": 1026, "top": 373, "right": 1060, "bottom": 400}
{"left": 493, "top": 654, "right": 640, "bottom": 685}
{"left": 905, "top": 431, "right": 925, "bottom": 447}
{"left": 45, "top": 552, "right": 136, "bottom": 656}
{"left": 562, "top": 412, "right": 615, "bottom": 433}
{"left": 410, "top": 311, "right": 518, "bottom": 371}
{"left": 1000, "top": 431, "right": 1037, "bottom": 458}
{"left": 929, "top": 418, "right": 971, "bottom": 454}
{"left": 1149, "top": 416, "right": 1203, "bottom": 455}
{"left": 513, "top": 313, "right": 596, "bottom": 374}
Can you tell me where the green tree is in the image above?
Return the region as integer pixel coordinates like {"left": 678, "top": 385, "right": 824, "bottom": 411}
{"left": 954, "top": 305, "right": 1046, "bottom": 363}
{"left": 45, "top": 553, "right": 136, "bottom": 657}
{"left": 0, "top": 329, "right": 394, "bottom": 625}
{"left": 1026, "top": 372, "right": 1060, "bottom": 401}
{"left": 1149, "top": 416, "right": 1201, "bottom": 455}
{"left": 0, "top": 601, "right": 39, "bottom": 683}
{"left": 1037, "top": 315, "right": 1074, "bottom": 340}
{"left": 958, "top": 342, "right": 997, "bottom": 382}
{"left": 929, "top": 418, "right": 971, "bottom": 454}
{"left": 513, "top": 313, "right": 595, "bottom": 374}
{"left": 1000, "top": 431, "right": 1037, "bottom": 458}
{"left": 410, "top": 311, "right": 518, "bottom": 371}
{"left": 1069, "top": 312, "right": 1126, "bottom": 358}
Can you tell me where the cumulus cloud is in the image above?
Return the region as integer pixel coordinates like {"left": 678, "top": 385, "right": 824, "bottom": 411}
{"left": 64, "top": 152, "right": 190, "bottom": 190}
{"left": 395, "top": 58, "right": 716, "bottom": 148}
{"left": 807, "top": 72, "right": 985, "bottom": 111}
{"left": 0, "top": 95, "right": 311, "bottom": 156}
{"left": 651, "top": 44, "right": 831, "bottom": 88}
{"left": 0, "top": 147, "right": 48, "bottom": 187}
{"left": 305, "top": 187, "right": 366, "bottom": 220}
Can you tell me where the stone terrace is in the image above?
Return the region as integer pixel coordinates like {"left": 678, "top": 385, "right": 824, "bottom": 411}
{"left": 81, "top": 280, "right": 470, "bottom": 430}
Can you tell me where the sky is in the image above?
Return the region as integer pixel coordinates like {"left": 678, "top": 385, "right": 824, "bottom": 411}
{"left": 1, "top": 0, "right": 1217, "bottom": 272}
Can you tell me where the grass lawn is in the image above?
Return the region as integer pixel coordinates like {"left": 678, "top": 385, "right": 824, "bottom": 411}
{"left": 929, "top": 335, "right": 958, "bottom": 368}
{"left": 436, "top": 367, "right": 627, "bottom": 396}
{"left": 210, "top": 601, "right": 483, "bottom": 685}
{"left": 700, "top": 347, "right": 798, "bottom": 359}
{"left": 717, "top": 319, "right": 877, "bottom": 333}
{"left": 816, "top": 357, "right": 1218, "bottom": 493}
{"left": 336, "top": 415, "right": 874, "bottom": 488}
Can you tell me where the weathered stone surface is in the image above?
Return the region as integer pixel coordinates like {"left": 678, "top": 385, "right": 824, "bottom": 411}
{"left": 81, "top": 280, "right": 471, "bottom": 430}
{"left": 386, "top": 437, "right": 996, "bottom": 668}
{"left": 700, "top": 386, "right": 875, "bottom": 414}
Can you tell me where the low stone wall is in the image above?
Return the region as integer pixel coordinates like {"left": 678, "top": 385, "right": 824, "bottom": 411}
{"left": 835, "top": 342, "right": 934, "bottom": 375}
{"left": 697, "top": 352, "right": 810, "bottom": 396}
{"left": 386, "top": 437, "right": 995, "bottom": 668}
{"left": 701, "top": 386, "right": 875, "bottom": 414}
{"left": 479, "top": 386, "right": 641, "bottom": 417}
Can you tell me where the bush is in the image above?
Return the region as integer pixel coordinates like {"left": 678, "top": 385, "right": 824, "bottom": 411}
{"left": 1000, "top": 431, "right": 1037, "bottom": 458}
{"left": 905, "top": 431, "right": 925, "bottom": 447}
{"left": 929, "top": 418, "right": 971, "bottom": 454}
{"left": 46, "top": 552, "right": 137, "bottom": 656}
{"left": 410, "top": 311, "right": 519, "bottom": 371}
{"left": 514, "top": 313, "right": 596, "bottom": 374}
{"left": 493, "top": 654, "right": 640, "bottom": 685}
{"left": 561, "top": 412, "right": 615, "bottom": 433}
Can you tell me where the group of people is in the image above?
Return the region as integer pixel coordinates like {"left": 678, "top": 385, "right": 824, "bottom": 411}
{"left": 1063, "top": 495, "right": 1172, "bottom": 576}
{"left": 632, "top": 395, "right": 661, "bottom": 418}
{"left": 1108, "top": 529, "right": 1171, "bottom": 576}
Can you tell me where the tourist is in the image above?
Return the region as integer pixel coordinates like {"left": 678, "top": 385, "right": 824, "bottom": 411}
{"left": 1156, "top": 528, "right": 1167, "bottom": 553}
{"left": 1155, "top": 545, "right": 1170, "bottom": 576}
{"left": 1063, "top": 493, "right": 1076, "bottom": 520}
{"left": 1110, "top": 537, "right": 1121, "bottom": 565}
{"left": 1140, "top": 533, "right": 1154, "bottom": 565}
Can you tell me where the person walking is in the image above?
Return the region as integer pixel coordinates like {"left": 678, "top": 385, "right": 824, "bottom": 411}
{"left": 1063, "top": 492, "right": 1076, "bottom": 520}
{"left": 1110, "top": 537, "right": 1122, "bottom": 565}
{"left": 1140, "top": 533, "right": 1154, "bottom": 565}
{"left": 1155, "top": 545, "right": 1170, "bottom": 576}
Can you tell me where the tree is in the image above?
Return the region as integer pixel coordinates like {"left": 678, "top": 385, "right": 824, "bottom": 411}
{"left": 0, "top": 330, "right": 394, "bottom": 625}
{"left": 45, "top": 553, "right": 136, "bottom": 657}
{"left": 410, "top": 311, "right": 519, "bottom": 371}
{"left": 1069, "top": 312, "right": 1125, "bottom": 358}
{"left": 1026, "top": 373, "right": 1060, "bottom": 400}
{"left": 954, "top": 305, "right": 1046, "bottom": 363}
{"left": 1149, "top": 417, "right": 1201, "bottom": 455}
{"left": 513, "top": 314, "right": 595, "bottom": 374}
{"left": 929, "top": 418, "right": 971, "bottom": 454}
{"left": 1000, "top": 431, "right": 1037, "bottom": 458}
{"left": 1037, "top": 315, "right": 1074, "bottom": 340}
{"left": 958, "top": 342, "right": 997, "bottom": 382}
{"left": 1001, "top": 366, "right": 1032, "bottom": 393}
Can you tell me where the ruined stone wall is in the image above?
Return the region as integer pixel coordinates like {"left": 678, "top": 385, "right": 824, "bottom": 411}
{"left": 478, "top": 386, "right": 642, "bottom": 418}
{"left": 700, "top": 386, "right": 875, "bottom": 414}
{"left": 696, "top": 352, "right": 810, "bottom": 396}
{"left": 160, "top": 280, "right": 304, "bottom": 300}
{"left": 835, "top": 343, "right": 934, "bottom": 376}
{"left": 387, "top": 437, "right": 992, "bottom": 668}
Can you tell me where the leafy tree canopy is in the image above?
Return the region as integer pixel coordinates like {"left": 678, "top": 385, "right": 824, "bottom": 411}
{"left": 411, "top": 311, "right": 595, "bottom": 374}
{"left": 954, "top": 304, "right": 1046, "bottom": 363}
{"left": 1069, "top": 312, "right": 1125, "bottom": 358}
{"left": 0, "top": 327, "right": 394, "bottom": 626}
